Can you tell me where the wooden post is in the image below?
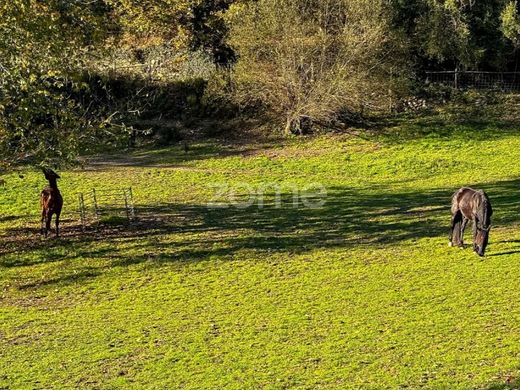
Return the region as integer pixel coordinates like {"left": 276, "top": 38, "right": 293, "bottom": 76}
{"left": 124, "top": 189, "right": 130, "bottom": 223}
{"left": 79, "top": 193, "right": 86, "bottom": 232}
{"left": 92, "top": 188, "right": 99, "bottom": 222}
{"left": 128, "top": 187, "right": 135, "bottom": 221}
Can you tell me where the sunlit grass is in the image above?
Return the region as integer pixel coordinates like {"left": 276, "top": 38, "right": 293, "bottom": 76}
{"left": 1, "top": 116, "right": 520, "bottom": 388}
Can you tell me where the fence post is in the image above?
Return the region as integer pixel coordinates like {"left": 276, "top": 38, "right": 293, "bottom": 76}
{"left": 128, "top": 187, "right": 135, "bottom": 221}
{"left": 92, "top": 188, "right": 99, "bottom": 221}
{"left": 454, "top": 68, "right": 459, "bottom": 89}
{"left": 79, "top": 193, "right": 86, "bottom": 232}
{"left": 124, "top": 189, "right": 130, "bottom": 223}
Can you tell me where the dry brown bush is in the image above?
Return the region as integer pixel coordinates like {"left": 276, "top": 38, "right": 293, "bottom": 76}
{"left": 228, "top": 0, "right": 410, "bottom": 134}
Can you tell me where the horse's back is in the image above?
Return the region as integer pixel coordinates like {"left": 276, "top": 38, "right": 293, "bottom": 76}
{"left": 451, "top": 187, "right": 475, "bottom": 213}
{"left": 451, "top": 187, "right": 492, "bottom": 221}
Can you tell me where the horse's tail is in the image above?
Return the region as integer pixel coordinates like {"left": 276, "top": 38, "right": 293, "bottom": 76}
{"left": 451, "top": 210, "right": 463, "bottom": 246}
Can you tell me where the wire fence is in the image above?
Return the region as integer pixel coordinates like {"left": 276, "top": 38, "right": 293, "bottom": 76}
{"left": 425, "top": 71, "right": 520, "bottom": 92}
{"left": 0, "top": 188, "right": 135, "bottom": 236}
{"left": 79, "top": 188, "right": 135, "bottom": 231}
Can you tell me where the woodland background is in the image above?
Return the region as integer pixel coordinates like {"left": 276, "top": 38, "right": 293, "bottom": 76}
{"left": 2, "top": 0, "right": 520, "bottom": 167}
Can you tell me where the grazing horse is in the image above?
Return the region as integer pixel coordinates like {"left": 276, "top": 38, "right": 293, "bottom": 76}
{"left": 40, "top": 168, "right": 63, "bottom": 238}
{"left": 449, "top": 187, "right": 492, "bottom": 256}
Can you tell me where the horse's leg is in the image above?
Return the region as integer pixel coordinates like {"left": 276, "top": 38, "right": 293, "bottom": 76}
{"left": 460, "top": 217, "right": 469, "bottom": 247}
{"left": 45, "top": 212, "right": 52, "bottom": 238}
{"left": 449, "top": 212, "right": 456, "bottom": 244}
{"left": 41, "top": 210, "right": 46, "bottom": 236}
{"left": 55, "top": 212, "right": 60, "bottom": 238}
{"left": 449, "top": 211, "right": 462, "bottom": 246}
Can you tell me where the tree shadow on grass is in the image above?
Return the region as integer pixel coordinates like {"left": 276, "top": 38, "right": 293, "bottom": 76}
{"left": 2, "top": 177, "right": 520, "bottom": 288}
{"left": 486, "top": 376, "right": 520, "bottom": 390}
{"left": 0, "top": 215, "right": 21, "bottom": 223}
{"left": 17, "top": 268, "right": 101, "bottom": 290}
{"left": 80, "top": 113, "right": 520, "bottom": 169}
{"left": 82, "top": 142, "right": 281, "bottom": 170}
{"left": 1, "top": 186, "right": 447, "bottom": 268}
{"left": 371, "top": 115, "right": 520, "bottom": 145}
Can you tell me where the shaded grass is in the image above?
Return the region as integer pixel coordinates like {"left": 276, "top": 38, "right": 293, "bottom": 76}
{"left": 1, "top": 116, "right": 520, "bottom": 388}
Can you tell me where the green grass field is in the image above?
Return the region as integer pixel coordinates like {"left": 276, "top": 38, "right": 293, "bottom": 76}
{"left": 1, "top": 116, "right": 520, "bottom": 389}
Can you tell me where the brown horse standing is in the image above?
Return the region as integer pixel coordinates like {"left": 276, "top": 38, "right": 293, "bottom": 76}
{"left": 449, "top": 187, "right": 492, "bottom": 256}
{"left": 41, "top": 168, "right": 63, "bottom": 238}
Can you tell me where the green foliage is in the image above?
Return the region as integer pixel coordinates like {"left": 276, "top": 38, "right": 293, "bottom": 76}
{"left": 0, "top": 1, "right": 114, "bottom": 168}
{"left": 0, "top": 70, "right": 87, "bottom": 168}
{"left": 1, "top": 0, "right": 520, "bottom": 164}
{"left": 501, "top": 1, "right": 520, "bottom": 48}
{"left": 394, "top": 0, "right": 511, "bottom": 70}
{"left": 102, "top": 0, "right": 237, "bottom": 65}
{"left": 417, "top": 0, "right": 476, "bottom": 66}
{"left": 187, "top": 0, "right": 237, "bottom": 66}
{"left": 105, "top": 0, "right": 189, "bottom": 44}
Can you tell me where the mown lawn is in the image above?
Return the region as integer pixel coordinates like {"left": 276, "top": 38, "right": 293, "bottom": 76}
{"left": 1, "top": 117, "right": 520, "bottom": 389}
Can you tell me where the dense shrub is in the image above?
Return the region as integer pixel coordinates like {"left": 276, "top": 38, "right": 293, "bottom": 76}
{"left": 228, "top": 0, "right": 410, "bottom": 134}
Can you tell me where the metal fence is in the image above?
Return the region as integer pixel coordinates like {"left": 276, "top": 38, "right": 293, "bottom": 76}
{"left": 425, "top": 71, "right": 520, "bottom": 91}
{"left": 78, "top": 188, "right": 135, "bottom": 230}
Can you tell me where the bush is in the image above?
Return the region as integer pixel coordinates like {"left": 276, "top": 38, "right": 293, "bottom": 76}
{"left": 228, "top": 0, "right": 410, "bottom": 134}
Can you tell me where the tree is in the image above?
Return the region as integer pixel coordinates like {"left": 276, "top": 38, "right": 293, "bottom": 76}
{"left": 501, "top": 1, "right": 520, "bottom": 48}
{"left": 0, "top": 1, "right": 114, "bottom": 169}
{"left": 417, "top": 0, "right": 477, "bottom": 69}
{"left": 186, "top": 0, "right": 236, "bottom": 67}
{"left": 228, "top": 0, "right": 409, "bottom": 134}
{"left": 394, "top": 0, "right": 510, "bottom": 71}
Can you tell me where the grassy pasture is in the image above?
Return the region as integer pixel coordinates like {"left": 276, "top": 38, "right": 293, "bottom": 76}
{"left": 1, "top": 116, "right": 520, "bottom": 388}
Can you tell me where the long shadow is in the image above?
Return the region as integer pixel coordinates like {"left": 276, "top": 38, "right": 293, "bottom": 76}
{"left": 486, "top": 376, "right": 520, "bottom": 390}
{"left": 81, "top": 111, "right": 520, "bottom": 169}
{"left": 82, "top": 142, "right": 281, "bottom": 169}
{"left": 371, "top": 114, "right": 520, "bottom": 144}
{"left": 0, "top": 215, "right": 21, "bottom": 223}
{"left": 17, "top": 268, "right": 101, "bottom": 290}
{"left": 3, "top": 177, "right": 520, "bottom": 288}
{"left": 487, "top": 250, "right": 520, "bottom": 257}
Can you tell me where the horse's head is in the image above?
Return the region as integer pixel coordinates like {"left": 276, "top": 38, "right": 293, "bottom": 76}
{"left": 42, "top": 168, "right": 60, "bottom": 181}
{"left": 474, "top": 227, "right": 490, "bottom": 257}
{"left": 477, "top": 190, "right": 492, "bottom": 226}
{"left": 472, "top": 190, "right": 492, "bottom": 257}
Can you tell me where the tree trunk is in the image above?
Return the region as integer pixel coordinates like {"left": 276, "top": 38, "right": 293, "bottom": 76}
{"left": 285, "top": 115, "right": 313, "bottom": 135}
